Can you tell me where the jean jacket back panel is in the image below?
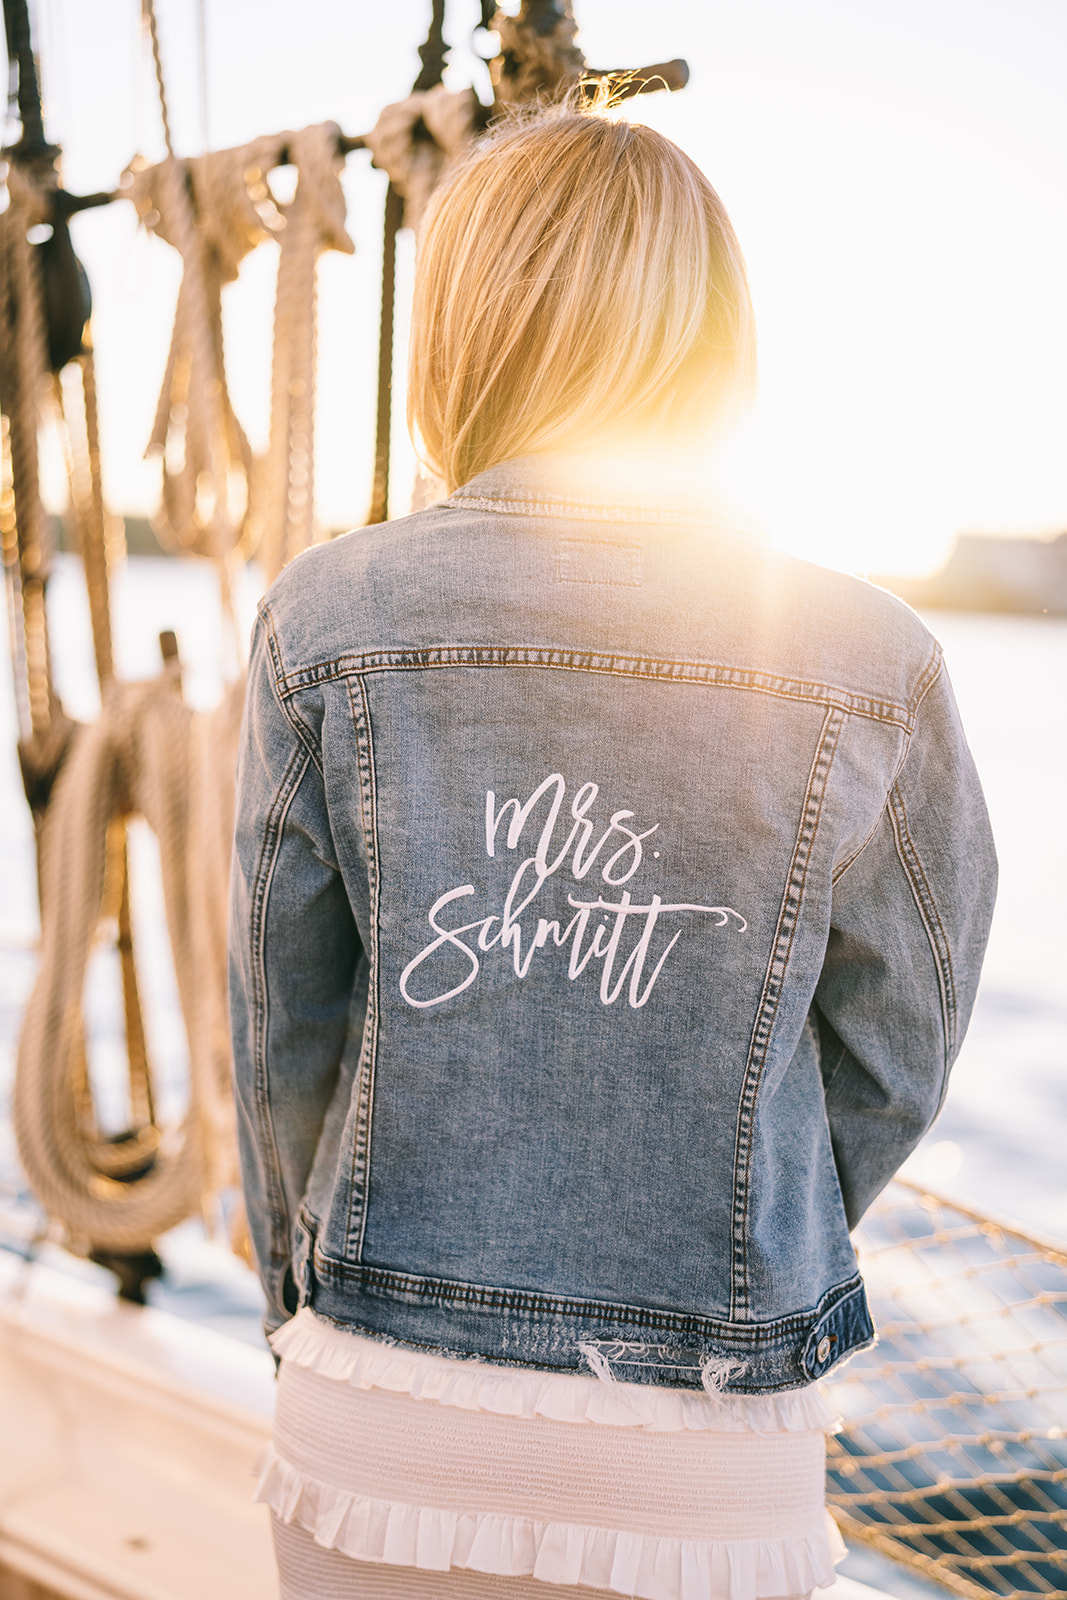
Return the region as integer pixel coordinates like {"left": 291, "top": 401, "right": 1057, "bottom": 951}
{"left": 229, "top": 456, "right": 996, "bottom": 1393}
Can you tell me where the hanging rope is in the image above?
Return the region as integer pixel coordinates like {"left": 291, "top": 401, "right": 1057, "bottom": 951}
{"left": 127, "top": 122, "right": 353, "bottom": 585}
{"left": 14, "top": 672, "right": 244, "bottom": 1250}
{"left": 16, "top": 350, "right": 245, "bottom": 1251}
{"left": 48, "top": 348, "right": 167, "bottom": 1161}
{"left": 50, "top": 349, "right": 113, "bottom": 685}
{"left": 2, "top": 0, "right": 171, "bottom": 1273}
{"left": 18, "top": 90, "right": 354, "bottom": 1254}
{"left": 254, "top": 122, "right": 353, "bottom": 583}
{"left": 131, "top": 0, "right": 255, "bottom": 573}
{"left": 0, "top": 0, "right": 117, "bottom": 800}
{"left": 7, "top": 0, "right": 694, "bottom": 1275}
{"left": 15, "top": 1, "right": 356, "bottom": 1256}
{"left": 0, "top": 161, "right": 60, "bottom": 751}
{"left": 362, "top": 0, "right": 477, "bottom": 525}
{"left": 366, "top": 181, "right": 403, "bottom": 528}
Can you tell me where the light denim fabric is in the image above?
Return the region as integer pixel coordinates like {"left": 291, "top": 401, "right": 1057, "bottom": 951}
{"left": 229, "top": 454, "right": 996, "bottom": 1393}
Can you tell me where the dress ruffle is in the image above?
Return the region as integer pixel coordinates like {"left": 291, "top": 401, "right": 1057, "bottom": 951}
{"left": 271, "top": 1310, "right": 838, "bottom": 1436}
{"left": 256, "top": 1444, "right": 844, "bottom": 1600}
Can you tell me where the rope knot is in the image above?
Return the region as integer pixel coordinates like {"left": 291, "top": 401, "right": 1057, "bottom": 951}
{"left": 365, "top": 85, "right": 478, "bottom": 231}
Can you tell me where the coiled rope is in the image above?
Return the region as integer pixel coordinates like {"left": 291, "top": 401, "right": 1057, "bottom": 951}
{"left": 15, "top": 100, "right": 353, "bottom": 1250}
{"left": 11, "top": 2, "right": 357, "bottom": 1252}
{"left": 14, "top": 672, "right": 244, "bottom": 1249}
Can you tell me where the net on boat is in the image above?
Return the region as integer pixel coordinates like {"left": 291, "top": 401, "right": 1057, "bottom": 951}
{"left": 826, "top": 1178, "right": 1067, "bottom": 1600}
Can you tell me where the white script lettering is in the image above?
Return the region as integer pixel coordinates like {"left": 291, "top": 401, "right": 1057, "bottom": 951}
{"left": 399, "top": 773, "right": 746, "bottom": 1011}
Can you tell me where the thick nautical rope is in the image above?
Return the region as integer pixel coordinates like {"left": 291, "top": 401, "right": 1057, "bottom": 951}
{"left": 14, "top": 673, "right": 244, "bottom": 1248}
{"left": 362, "top": 86, "right": 476, "bottom": 522}
{"left": 125, "top": 149, "right": 256, "bottom": 567}
{"left": 32, "top": 111, "right": 355, "bottom": 1247}
{"left": 127, "top": 124, "right": 353, "bottom": 586}
{"left": 0, "top": 163, "right": 56, "bottom": 742}
{"left": 50, "top": 349, "right": 113, "bottom": 684}
{"left": 363, "top": 82, "right": 477, "bottom": 234}
{"left": 255, "top": 122, "right": 353, "bottom": 583}
{"left": 131, "top": 3, "right": 257, "bottom": 569}
{"left": 49, "top": 348, "right": 169, "bottom": 1142}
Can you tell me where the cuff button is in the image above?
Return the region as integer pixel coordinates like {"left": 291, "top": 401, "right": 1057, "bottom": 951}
{"left": 816, "top": 1336, "right": 832, "bottom": 1364}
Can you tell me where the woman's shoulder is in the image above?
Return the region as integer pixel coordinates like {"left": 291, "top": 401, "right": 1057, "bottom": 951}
{"left": 727, "top": 539, "right": 942, "bottom": 713}
{"left": 266, "top": 502, "right": 453, "bottom": 595}
{"left": 256, "top": 502, "right": 459, "bottom": 660}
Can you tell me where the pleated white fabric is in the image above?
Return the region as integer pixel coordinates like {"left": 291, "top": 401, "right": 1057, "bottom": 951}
{"left": 270, "top": 1310, "right": 838, "bottom": 1436}
{"left": 271, "top": 1519, "right": 820, "bottom": 1600}
{"left": 258, "top": 1310, "right": 843, "bottom": 1600}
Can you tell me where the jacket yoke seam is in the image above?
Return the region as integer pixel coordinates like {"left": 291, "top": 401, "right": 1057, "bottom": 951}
{"left": 249, "top": 742, "right": 310, "bottom": 1266}
{"left": 887, "top": 783, "right": 957, "bottom": 1069}
{"left": 260, "top": 601, "right": 325, "bottom": 777}
{"left": 272, "top": 648, "right": 916, "bottom": 731}
{"left": 884, "top": 653, "right": 946, "bottom": 801}
{"left": 730, "top": 704, "right": 845, "bottom": 1320}
{"left": 831, "top": 653, "right": 942, "bottom": 888}
{"left": 908, "top": 639, "right": 944, "bottom": 717}
{"left": 345, "top": 676, "right": 382, "bottom": 1261}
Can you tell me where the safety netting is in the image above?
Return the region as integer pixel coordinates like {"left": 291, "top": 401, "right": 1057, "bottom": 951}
{"left": 826, "top": 1178, "right": 1067, "bottom": 1599}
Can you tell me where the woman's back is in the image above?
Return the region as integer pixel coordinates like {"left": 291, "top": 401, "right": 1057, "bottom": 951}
{"left": 233, "top": 450, "right": 993, "bottom": 1391}
{"left": 229, "top": 100, "right": 996, "bottom": 1599}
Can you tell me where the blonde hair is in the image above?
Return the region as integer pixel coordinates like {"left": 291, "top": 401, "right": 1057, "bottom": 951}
{"left": 408, "top": 100, "right": 757, "bottom": 493}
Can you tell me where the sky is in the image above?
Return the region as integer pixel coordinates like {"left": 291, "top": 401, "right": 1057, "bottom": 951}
{"left": 3, "top": 0, "right": 1066, "bottom": 576}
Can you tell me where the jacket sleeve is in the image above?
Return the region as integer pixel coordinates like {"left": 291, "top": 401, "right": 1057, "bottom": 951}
{"left": 813, "top": 659, "right": 996, "bottom": 1228}
{"left": 229, "top": 610, "right": 362, "bottom": 1333}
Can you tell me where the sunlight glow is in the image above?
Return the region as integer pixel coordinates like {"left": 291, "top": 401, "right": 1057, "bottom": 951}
{"left": 8, "top": 2, "right": 1067, "bottom": 580}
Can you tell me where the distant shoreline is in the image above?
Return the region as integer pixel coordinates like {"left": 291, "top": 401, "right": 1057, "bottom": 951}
{"left": 44, "top": 516, "right": 1067, "bottom": 617}
{"left": 876, "top": 531, "right": 1066, "bottom": 616}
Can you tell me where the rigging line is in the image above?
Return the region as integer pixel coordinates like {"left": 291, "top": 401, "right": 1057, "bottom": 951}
{"left": 196, "top": 0, "right": 208, "bottom": 154}
{"left": 2, "top": 0, "right": 49, "bottom": 152}
{"left": 366, "top": 0, "right": 450, "bottom": 526}
{"left": 366, "top": 181, "right": 403, "bottom": 526}
{"left": 140, "top": 0, "right": 174, "bottom": 161}
{"left": 412, "top": 0, "right": 447, "bottom": 95}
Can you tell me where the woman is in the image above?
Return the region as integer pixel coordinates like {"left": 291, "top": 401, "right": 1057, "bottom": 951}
{"left": 229, "top": 101, "right": 996, "bottom": 1600}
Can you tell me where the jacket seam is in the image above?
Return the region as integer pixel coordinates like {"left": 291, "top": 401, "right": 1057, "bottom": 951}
{"left": 272, "top": 649, "right": 915, "bottom": 730}
{"left": 887, "top": 783, "right": 957, "bottom": 1069}
{"left": 445, "top": 492, "right": 717, "bottom": 527}
{"left": 345, "top": 675, "right": 382, "bottom": 1260}
{"left": 882, "top": 653, "right": 945, "bottom": 803}
{"left": 730, "top": 704, "right": 845, "bottom": 1320}
{"left": 830, "top": 658, "right": 943, "bottom": 888}
{"left": 309, "top": 1241, "right": 866, "bottom": 1344}
{"left": 260, "top": 601, "right": 325, "bottom": 776}
{"left": 831, "top": 808, "right": 884, "bottom": 886}
{"left": 817, "top": 1031, "right": 851, "bottom": 1100}
{"left": 908, "top": 639, "right": 943, "bottom": 716}
{"left": 249, "top": 741, "right": 311, "bottom": 1267}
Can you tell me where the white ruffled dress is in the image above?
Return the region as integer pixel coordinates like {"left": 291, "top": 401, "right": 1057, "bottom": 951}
{"left": 258, "top": 1308, "right": 844, "bottom": 1600}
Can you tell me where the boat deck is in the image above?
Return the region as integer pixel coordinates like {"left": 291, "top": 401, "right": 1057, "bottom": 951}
{"left": 0, "top": 1249, "right": 921, "bottom": 1600}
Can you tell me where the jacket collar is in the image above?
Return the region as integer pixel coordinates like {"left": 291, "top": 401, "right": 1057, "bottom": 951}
{"left": 444, "top": 453, "right": 764, "bottom": 540}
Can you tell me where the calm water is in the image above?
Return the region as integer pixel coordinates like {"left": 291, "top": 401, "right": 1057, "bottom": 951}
{"left": 1, "top": 557, "right": 1064, "bottom": 1342}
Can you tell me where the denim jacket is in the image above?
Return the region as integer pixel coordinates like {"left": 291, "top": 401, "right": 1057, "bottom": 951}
{"left": 229, "top": 454, "right": 996, "bottom": 1393}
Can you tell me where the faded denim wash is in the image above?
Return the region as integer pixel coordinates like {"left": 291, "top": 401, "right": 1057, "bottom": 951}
{"left": 229, "top": 454, "right": 997, "bottom": 1393}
